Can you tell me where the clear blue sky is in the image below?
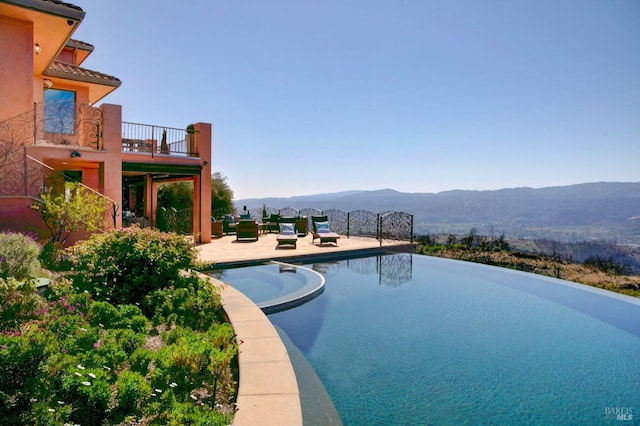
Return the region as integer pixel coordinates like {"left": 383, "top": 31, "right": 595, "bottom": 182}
{"left": 71, "top": 0, "right": 640, "bottom": 200}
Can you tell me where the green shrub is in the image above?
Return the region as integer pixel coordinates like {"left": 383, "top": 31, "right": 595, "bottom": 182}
{"left": 143, "top": 273, "right": 224, "bottom": 330}
{"left": 0, "top": 231, "right": 41, "bottom": 280}
{"left": 69, "top": 227, "right": 196, "bottom": 305}
{"left": 0, "top": 277, "right": 45, "bottom": 330}
{"left": 114, "top": 370, "right": 151, "bottom": 418}
{"left": 39, "top": 241, "right": 72, "bottom": 271}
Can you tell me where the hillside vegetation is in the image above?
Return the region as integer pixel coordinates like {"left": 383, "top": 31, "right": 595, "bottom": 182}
{"left": 416, "top": 233, "right": 640, "bottom": 298}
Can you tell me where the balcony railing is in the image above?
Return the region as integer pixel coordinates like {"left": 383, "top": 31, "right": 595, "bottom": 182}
{"left": 121, "top": 122, "right": 199, "bottom": 158}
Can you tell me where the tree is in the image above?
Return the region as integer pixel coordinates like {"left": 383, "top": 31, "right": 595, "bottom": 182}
{"left": 31, "top": 180, "right": 106, "bottom": 245}
{"left": 157, "top": 181, "right": 193, "bottom": 211}
{"left": 211, "top": 172, "right": 234, "bottom": 218}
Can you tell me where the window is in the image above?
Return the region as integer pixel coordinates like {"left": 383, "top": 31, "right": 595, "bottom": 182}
{"left": 44, "top": 89, "right": 76, "bottom": 134}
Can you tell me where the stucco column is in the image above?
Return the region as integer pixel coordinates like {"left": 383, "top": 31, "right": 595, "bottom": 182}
{"left": 100, "top": 104, "right": 123, "bottom": 228}
{"left": 194, "top": 122, "right": 212, "bottom": 243}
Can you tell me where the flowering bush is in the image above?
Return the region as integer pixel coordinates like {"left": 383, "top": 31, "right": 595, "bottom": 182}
{"left": 69, "top": 227, "right": 196, "bottom": 305}
{"left": 0, "top": 228, "right": 237, "bottom": 424}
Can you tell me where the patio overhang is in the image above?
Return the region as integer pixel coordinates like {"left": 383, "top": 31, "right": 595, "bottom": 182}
{"left": 123, "top": 162, "right": 203, "bottom": 177}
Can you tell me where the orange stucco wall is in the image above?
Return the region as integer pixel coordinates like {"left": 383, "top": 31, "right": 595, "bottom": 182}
{"left": 195, "top": 123, "right": 212, "bottom": 243}
{"left": 0, "top": 16, "right": 33, "bottom": 122}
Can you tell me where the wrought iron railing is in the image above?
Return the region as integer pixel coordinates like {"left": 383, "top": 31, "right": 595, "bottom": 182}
{"left": 4, "top": 154, "right": 118, "bottom": 229}
{"left": 0, "top": 103, "right": 102, "bottom": 196}
{"left": 239, "top": 206, "right": 414, "bottom": 244}
{"left": 121, "top": 122, "right": 199, "bottom": 157}
{"left": 157, "top": 206, "right": 193, "bottom": 234}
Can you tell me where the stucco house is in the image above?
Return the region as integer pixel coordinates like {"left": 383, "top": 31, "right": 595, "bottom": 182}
{"left": 0, "top": 0, "right": 213, "bottom": 243}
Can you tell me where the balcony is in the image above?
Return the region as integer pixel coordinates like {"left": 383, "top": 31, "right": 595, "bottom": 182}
{"left": 121, "top": 122, "right": 200, "bottom": 158}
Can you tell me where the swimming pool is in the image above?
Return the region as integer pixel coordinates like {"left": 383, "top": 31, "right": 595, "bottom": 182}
{"left": 221, "top": 254, "right": 640, "bottom": 425}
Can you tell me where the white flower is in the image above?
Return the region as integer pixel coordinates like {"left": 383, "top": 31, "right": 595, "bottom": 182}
{"left": 74, "top": 372, "right": 82, "bottom": 377}
{"left": 88, "top": 373, "right": 96, "bottom": 379}
{"left": 103, "top": 366, "right": 111, "bottom": 371}
{"left": 48, "top": 408, "right": 55, "bottom": 413}
{"left": 169, "top": 382, "right": 177, "bottom": 388}
{"left": 76, "top": 364, "right": 85, "bottom": 370}
{"left": 57, "top": 401, "right": 64, "bottom": 405}
{"left": 155, "top": 388, "right": 162, "bottom": 393}
{"left": 190, "top": 394, "right": 198, "bottom": 401}
{"left": 98, "top": 323, "right": 104, "bottom": 328}
{"left": 81, "top": 381, "right": 91, "bottom": 386}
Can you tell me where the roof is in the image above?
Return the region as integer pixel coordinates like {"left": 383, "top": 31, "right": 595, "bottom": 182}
{"left": 67, "top": 38, "right": 94, "bottom": 51}
{"left": 46, "top": 60, "right": 121, "bottom": 87}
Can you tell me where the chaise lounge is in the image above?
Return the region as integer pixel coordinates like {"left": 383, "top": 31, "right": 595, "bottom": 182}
{"left": 276, "top": 217, "right": 298, "bottom": 248}
{"left": 311, "top": 215, "right": 340, "bottom": 246}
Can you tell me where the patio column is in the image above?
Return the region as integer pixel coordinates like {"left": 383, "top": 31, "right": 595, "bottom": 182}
{"left": 100, "top": 104, "right": 123, "bottom": 229}
{"left": 194, "top": 122, "right": 212, "bottom": 243}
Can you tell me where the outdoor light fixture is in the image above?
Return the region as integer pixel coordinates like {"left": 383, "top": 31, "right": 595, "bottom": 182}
{"left": 70, "top": 150, "right": 82, "bottom": 158}
{"left": 43, "top": 79, "right": 53, "bottom": 90}
{"left": 203, "top": 160, "right": 209, "bottom": 166}
{"left": 34, "top": 42, "right": 41, "bottom": 55}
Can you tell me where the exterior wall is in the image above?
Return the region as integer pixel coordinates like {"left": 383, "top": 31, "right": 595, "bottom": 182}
{"left": 0, "top": 197, "right": 49, "bottom": 241}
{"left": 0, "top": 16, "right": 33, "bottom": 122}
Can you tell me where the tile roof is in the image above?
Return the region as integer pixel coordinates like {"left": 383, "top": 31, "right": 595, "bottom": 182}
{"left": 67, "top": 38, "right": 94, "bottom": 51}
{"left": 47, "top": 60, "right": 121, "bottom": 87}
{"left": 38, "top": 0, "right": 82, "bottom": 12}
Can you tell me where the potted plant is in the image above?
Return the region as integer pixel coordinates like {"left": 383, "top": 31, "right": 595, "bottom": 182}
{"left": 186, "top": 124, "right": 196, "bottom": 156}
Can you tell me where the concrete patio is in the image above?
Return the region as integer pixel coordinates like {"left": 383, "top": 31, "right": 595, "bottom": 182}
{"left": 197, "top": 231, "right": 414, "bottom": 267}
{"left": 196, "top": 233, "right": 414, "bottom": 425}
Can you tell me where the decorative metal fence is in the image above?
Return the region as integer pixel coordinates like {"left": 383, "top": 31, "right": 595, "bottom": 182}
{"left": 0, "top": 103, "right": 102, "bottom": 197}
{"left": 252, "top": 206, "right": 414, "bottom": 244}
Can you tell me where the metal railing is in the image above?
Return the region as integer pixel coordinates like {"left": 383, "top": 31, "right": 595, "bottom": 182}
{"left": 25, "top": 154, "right": 118, "bottom": 229}
{"left": 237, "top": 206, "right": 414, "bottom": 244}
{"left": 122, "top": 122, "right": 200, "bottom": 157}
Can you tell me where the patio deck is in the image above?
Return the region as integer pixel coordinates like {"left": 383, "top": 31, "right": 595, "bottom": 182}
{"left": 196, "top": 232, "right": 415, "bottom": 267}
{"left": 196, "top": 234, "right": 414, "bottom": 425}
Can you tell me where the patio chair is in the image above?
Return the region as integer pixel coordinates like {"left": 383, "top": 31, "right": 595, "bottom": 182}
{"left": 236, "top": 219, "right": 259, "bottom": 241}
{"left": 276, "top": 217, "right": 298, "bottom": 248}
{"left": 311, "top": 215, "right": 340, "bottom": 246}
{"left": 266, "top": 213, "right": 280, "bottom": 233}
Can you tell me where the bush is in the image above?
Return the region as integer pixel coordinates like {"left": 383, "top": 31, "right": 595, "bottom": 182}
{"left": 0, "top": 231, "right": 41, "bottom": 280}
{"left": 0, "top": 277, "right": 45, "bottom": 331}
{"left": 69, "top": 227, "right": 196, "bottom": 305}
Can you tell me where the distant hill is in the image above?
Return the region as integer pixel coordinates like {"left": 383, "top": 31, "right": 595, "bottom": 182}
{"left": 236, "top": 182, "right": 640, "bottom": 244}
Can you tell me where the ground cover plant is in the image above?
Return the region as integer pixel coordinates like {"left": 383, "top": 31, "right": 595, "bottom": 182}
{"left": 0, "top": 227, "right": 237, "bottom": 425}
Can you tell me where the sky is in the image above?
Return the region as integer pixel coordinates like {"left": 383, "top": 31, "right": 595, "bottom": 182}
{"left": 70, "top": 0, "right": 640, "bottom": 200}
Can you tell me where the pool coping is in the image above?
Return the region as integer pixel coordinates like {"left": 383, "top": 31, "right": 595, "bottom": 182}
{"left": 203, "top": 273, "right": 303, "bottom": 426}
{"left": 258, "top": 261, "right": 326, "bottom": 314}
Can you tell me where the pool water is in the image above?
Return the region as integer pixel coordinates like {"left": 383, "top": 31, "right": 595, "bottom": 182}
{"left": 224, "top": 254, "right": 640, "bottom": 425}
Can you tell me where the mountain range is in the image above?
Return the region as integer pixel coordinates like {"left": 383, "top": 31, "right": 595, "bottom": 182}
{"left": 236, "top": 182, "right": 640, "bottom": 244}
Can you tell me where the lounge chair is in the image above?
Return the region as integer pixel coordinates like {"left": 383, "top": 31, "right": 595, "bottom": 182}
{"left": 311, "top": 215, "right": 340, "bottom": 246}
{"left": 276, "top": 217, "right": 298, "bottom": 248}
{"left": 236, "top": 219, "right": 259, "bottom": 241}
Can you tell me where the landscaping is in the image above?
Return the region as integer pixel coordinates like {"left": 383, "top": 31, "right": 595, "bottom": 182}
{"left": 0, "top": 228, "right": 237, "bottom": 425}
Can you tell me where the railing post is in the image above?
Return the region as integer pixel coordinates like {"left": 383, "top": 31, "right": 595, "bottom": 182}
{"left": 347, "top": 212, "right": 350, "bottom": 238}
{"left": 410, "top": 214, "right": 414, "bottom": 243}
{"left": 377, "top": 213, "right": 382, "bottom": 246}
